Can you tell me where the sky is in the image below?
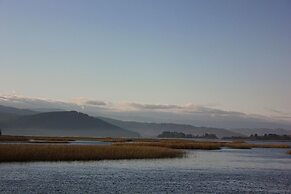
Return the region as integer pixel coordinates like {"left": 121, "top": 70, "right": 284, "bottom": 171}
{"left": 0, "top": 0, "right": 291, "bottom": 122}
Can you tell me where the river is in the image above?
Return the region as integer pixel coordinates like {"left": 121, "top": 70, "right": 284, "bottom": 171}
{"left": 0, "top": 147, "right": 290, "bottom": 193}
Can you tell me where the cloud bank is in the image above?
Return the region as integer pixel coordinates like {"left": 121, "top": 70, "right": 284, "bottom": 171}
{"left": 0, "top": 94, "right": 290, "bottom": 129}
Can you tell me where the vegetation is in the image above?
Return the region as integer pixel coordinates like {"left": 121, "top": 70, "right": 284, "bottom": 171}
{"left": 249, "top": 134, "right": 291, "bottom": 140}
{"left": 116, "top": 139, "right": 290, "bottom": 150}
{"left": 222, "top": 133, "right": 291, "bottom": 141}
{"left": 223, "top": 142, "right": 252, "bottom": 149}
{"left": 158, "top": 131, "right": 193, "bottom": 138}
{"left": 115, "top": 141, "right": 221, "bottom": 150}
{"left": 0, "top": 135, "right": 135, "bottom": 142}
{"left": 249, "top": 143, "right": 290, "bottom": 148}
{"left": 157, "top": 131, "right": 218, "bottom": 139}
{"left": 0, "top": 135, "right": 75, "bottom": 142}
{"left": 1, "top": 135, "right": 290, "bottom": 162}
{"left": 222, "top": 136, "right": 248, "bottom": 140}
{"left": 0, "top": 144, "right": 184, "bottom": 162}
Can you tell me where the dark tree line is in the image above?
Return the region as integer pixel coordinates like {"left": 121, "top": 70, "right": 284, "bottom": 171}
{"left": 250, "top": 133, "right": 291, "bottom": 140}
{"left": 158, "top": 131, "right": 218, "bottom": 139}
{"left": 223, "top": 133, "right": 291, "bottom": 140}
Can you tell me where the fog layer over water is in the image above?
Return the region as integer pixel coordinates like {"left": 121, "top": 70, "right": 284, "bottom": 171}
{"left": 0, "top": 148, "right": 290, "bottom": 193}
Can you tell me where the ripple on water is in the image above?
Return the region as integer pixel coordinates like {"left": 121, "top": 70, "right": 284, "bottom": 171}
{"left": 0, "top": 148, "right": 290, "bottom": 193}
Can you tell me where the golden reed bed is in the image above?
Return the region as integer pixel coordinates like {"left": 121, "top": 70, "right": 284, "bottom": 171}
{"left": 0, "top": 144, "right": 184, "bottom": 162}
{"left": 1, "top": 135, "right": 290, "bottom": 162}
{"left": 1, "top": 135, "right": 289, "bottom": 150}
{"left": 115, "top": 141, "right": 221, "bottom": 150}
{"left": 115, "top": 140, "right": 290, "bottom": 150}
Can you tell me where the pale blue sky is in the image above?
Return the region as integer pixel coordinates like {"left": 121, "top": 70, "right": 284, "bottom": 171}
{"left": 0, "top": 0, "right": 291, "bottom": 117}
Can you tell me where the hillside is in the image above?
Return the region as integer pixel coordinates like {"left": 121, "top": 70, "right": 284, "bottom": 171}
{"left": 1, "top": 111, "right": 139, "bottom": 137}
{"left": 100, "top": 117, "right": 243, "bottom": 138}
{"left": 0, "top": 105, "right": 37, "bottom": 116}
{"left": 1, "top": 104, "right": 290, "bottom": 139}
{"left": 0, "top": 105, "right": 36, "bottom": 123}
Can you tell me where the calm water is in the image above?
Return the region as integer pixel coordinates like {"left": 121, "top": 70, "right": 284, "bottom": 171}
{"left": 0, "top": 148, "right": 290, "bottom": 194}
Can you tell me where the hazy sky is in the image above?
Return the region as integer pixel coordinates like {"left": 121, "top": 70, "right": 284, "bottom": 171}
{"left": 1, "top": 0, "right": 291, "bottom": 118}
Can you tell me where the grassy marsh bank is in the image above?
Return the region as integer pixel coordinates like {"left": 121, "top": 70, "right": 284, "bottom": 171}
{"left": 1, "top": 135, "right": 290, "bottom": 162}
{"left": 115, "top": 141, "right": 221, "bottom": 150}
{"left": 114, "top": 139, "right": 290, "bottom": 150}
{"left": 1, "top": 135, "right": 289, "bottom": 149}
{"left": 0, "top": 144, "right": 184, "bottom": 162}
{"left": 220, "top": 142, "right": 290, "bottom": 149}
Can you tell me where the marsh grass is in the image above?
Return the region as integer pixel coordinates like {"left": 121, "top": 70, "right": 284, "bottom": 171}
{"left": 1, "top": 135, "right": 289, "bottom": 151}
{"left": 0, "top": 135, "right": 31, "bottom": 142}
{"left": 115, "top": 140, "right": 290, "bottom": 150}
{"left": 115, "top": 141, "right": 221, "bottom": 150}
{"left": 222, "top": 142, "right": 290, "bottom": 149}
{"left": 0, "top": 144, "right": 183, "bottom": 162}
{"left": 251, "top": 144, "right": 290, "bottom": 148}
{"left": 0, "top": 135, "right": 136, "bottom": 143}
{"left": 223, "top": 143, "right": 252, "bottom": 149}
{"left": 28, "top": 140, "right": 70, "bottom": 144}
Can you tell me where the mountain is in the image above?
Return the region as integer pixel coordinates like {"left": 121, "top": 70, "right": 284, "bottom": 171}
{"left": 2, "top": 96, "right": 291, "bottom": 129}
{"left": 230, "top": 128, "right": 291, "bottom": 136}
{"left": 32, "top": 108, "right": 65, "bottom": 112}
{"left": 1, "top": 104, "right": 290, "bottom": 138}
{"left": 99, "top": 117, "right": 244, "bottom": 138}
{"left": 0, "top": 104, "right": 37, "bottom": 115}
{"left": 1, "top": 111, "right": 139, "bottom": 137}
{"left": 0, "top": 105, "right": 37, "bottom": 123}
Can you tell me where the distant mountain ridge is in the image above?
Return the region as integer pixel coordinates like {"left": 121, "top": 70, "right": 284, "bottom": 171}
{"left": 0, "top": 109, "right": 139, "bottom": 137}
{"left": 99, "top": 117, "right": 244, "bottom": 138}
{"left": 0, "top": 105, "right": 36, "bottom": 115}
{"left": 1, "top": 104, "right": 290, "bottom": 138}
{"left": 0, "top": 105, "right": 37, "bottom": 123}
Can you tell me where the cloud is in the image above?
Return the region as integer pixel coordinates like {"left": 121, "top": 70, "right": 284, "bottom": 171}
{"left": 128, "top": 103, "right": 182, "bottom": 110}
{"left": 124, "top": 103, "right": 246, "bottom": 118}
{"left": 1, "top": 93, "right": 291, "bottom": 128}
{"left": 267, "top": 108, "right": 291, "bottom": 116}
{"left": 0, "top": 94, "right": 273, "bottom": 117}
{"left": 0, "top": 94, "right": 80, "bottom": 110}
{"left": 187, "top": 106, "right": 247, "bottom": 117}
{"left": 85, "top": 100, "right": 107, "bottom": 106}
{"left": 265, "top": 108, "right": 291, "bottom": 120}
